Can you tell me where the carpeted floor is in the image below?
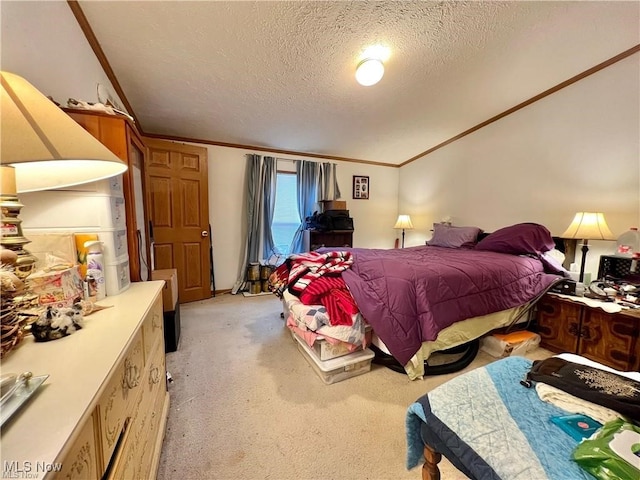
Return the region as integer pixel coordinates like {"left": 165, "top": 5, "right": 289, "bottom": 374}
{"left": 156, "top": 293, "right": 551, "bottom": 480}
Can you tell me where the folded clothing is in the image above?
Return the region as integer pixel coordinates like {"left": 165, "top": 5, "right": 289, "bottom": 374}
{"left": 531, "top": 353, "right": 640, "bottom": 422}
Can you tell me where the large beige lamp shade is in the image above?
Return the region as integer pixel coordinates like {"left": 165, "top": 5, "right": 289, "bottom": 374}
{"left": 1, "top": 71, "right": 127, "bottom": 192}
{"left": 1, "top": 71, "right": 128, "bottom": 279}
{"left": 561, "top": 212, "right": 615, "bottom": 283}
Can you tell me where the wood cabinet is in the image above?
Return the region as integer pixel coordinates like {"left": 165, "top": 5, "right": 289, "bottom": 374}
{"left": 64, "top": 108, "right": 152, "bottom": 282}
{"left": 0, "top": 282, "right": 168, "bottom": 480}
{"left": 534, "top": 293, "right": 640, "bottom": 371}
{"left": 308, "top": 230, "right": 353, "bottom": 250}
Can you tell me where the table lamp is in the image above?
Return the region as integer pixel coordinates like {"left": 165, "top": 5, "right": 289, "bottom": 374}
{"left": 394, "top": 214, "right": 414, "bottom": 248}
{"left": 561, "top": 212, "right": 615, "bottom": 283}
{"left": 1, "top": 70, "right": 128, "bottom": 277}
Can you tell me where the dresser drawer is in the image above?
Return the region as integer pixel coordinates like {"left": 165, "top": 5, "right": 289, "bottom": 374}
{"left": 142, "top": 295, "right": 164, "bottom": 363}
{"left": 96, "top": 331, "right": 144, "bottom": 465}
{"left": 57, "top": 413, "right": 100, "bottom": 480}
{"left": 108, "top": 340, "right": 166, "bottom": 480}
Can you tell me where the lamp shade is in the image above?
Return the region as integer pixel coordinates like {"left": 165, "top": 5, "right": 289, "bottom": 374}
{"left": 1, "top": 71, "right": 127, "bottom": 193}
{"left": 561, "top": 212, "right": 615, "bottom": 240}
{"left": 394, "top": 214, "right": 414, "bottom": 230}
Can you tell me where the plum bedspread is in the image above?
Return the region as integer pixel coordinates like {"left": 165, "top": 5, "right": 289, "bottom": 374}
{"left": 341, "top": 245, "right": 560, "bottom": 366}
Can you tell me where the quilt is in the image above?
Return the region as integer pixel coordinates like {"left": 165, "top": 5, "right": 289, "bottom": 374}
{"left": 406, "top": 356, "right": 592, "bottom": 479}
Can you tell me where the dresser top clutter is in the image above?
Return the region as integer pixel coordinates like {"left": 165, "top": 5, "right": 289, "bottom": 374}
{"left": 0, "top": 282, "right": 164, "bottom": 476}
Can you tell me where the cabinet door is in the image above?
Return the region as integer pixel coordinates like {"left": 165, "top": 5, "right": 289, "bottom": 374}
{"left": 125, "top": 128, "right": 152, "bottom": 282}
{"left": 65, "top": 109, "right": 150, "bottom": 283}
{"left": 535, "top": 296, "right": 580, "bottom": 353}
{"left": 579, "top": 310, "right": 640, "bottom": 371}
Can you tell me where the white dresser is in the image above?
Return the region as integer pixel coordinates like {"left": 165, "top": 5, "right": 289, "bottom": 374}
{"left": 0, "top": 281, "right": 169, "bottom": 479}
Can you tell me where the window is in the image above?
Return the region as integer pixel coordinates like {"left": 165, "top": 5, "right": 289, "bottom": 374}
{"left": 272, "top": 172, "right": 299, "bottom": 256}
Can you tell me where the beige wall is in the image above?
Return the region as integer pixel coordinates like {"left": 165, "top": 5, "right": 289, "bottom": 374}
{"left": 398, "top": 54, "right": 640, "bottom": 278}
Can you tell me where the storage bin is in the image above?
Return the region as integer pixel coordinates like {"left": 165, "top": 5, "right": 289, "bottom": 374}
{"left": 291, "top": 328, "right": 367, "bottom": 361}
{"left": 480, "top": 330, "right": 540, "bottom": 358}
{"left": 65, "top": 176, "right": 124, "bottom": 198}
{"left": 294, "top": 333, "right": 374, "bottom": 384}
{"left": 96, "top": 228, "right": 129, "bottom": 264}
{"left": 104, "top": 257, "right": 130, "bottom": 296}
{"left": 20, "top": 191, "right": 127, "bottom": 230}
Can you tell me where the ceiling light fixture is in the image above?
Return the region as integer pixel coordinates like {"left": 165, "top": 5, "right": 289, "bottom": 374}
{"left": 355, "top": 58, "right": 384, "bottom": 86}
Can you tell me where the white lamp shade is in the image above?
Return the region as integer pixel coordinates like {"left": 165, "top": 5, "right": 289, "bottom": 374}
{"left": 561, "top": 212, "right": 615, "bottom": 240}
{"left": 394, "top": 214, "right": 414, "bottom": 230}
{"left": 1, "top": 71, "right": 127, "bottom": 192}
{"left": 355, "top": 58, "right": 384, "bottom": 86}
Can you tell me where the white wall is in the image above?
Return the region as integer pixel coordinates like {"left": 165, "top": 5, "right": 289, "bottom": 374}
{"left": 0, "top": 1, "right": 125, "bottom": 111}
{"left": 399, "top": 54, "right": 640, "bottom": 278}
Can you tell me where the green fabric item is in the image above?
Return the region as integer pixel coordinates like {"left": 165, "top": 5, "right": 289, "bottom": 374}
{"left": 573, "top": 418, "right": 640, "bottom": 480}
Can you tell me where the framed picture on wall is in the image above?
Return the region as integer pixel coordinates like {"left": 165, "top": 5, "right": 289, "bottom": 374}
{"left": 352, "top": 175, "right": 370, "bottom": 200}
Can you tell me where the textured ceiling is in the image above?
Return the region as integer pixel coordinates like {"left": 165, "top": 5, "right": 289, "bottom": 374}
{"left": 76, "top": 1, "right": 639, "bottom": 166}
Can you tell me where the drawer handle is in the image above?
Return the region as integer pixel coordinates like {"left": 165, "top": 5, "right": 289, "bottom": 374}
{"left": 122, "top": 359, "right": 140, "bottom": 390}
{"left": 568, "top": 323, "right": 579, "bottom": 337}
{"left": 149, "top": 366, "right": 161, "bottom": 385}
{"left": 153, "top": 314, "right": 162, "bottom": 330}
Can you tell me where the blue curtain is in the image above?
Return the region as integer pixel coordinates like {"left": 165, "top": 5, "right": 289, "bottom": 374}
{"left": 233, "top": 154, "right": 282, "bottom": 293}
{"left": 289, "top": 160, "right": 320, "bottom": 253}
{"left": 261, "top": 156, "right": 278, "bottom": 260}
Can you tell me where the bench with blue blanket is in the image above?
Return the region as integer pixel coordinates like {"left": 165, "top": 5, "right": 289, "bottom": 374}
{"left": 406, "top": 356, "right": 594, "bottom": 480}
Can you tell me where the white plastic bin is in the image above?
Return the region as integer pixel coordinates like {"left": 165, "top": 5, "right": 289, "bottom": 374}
{"left": 294, "top": 333, "right": 374, "bottom": 384}
{"left": 105, "top": 257, "right": 131, "bottom": 296}
{"left": 96, "top": 229, "right": 129, "bottom": 263}
{"left": 64, "top": 176, "right": 124, "bottom": 198}
{"left": 20, "top": 191, "right": 127, "bottom": 230}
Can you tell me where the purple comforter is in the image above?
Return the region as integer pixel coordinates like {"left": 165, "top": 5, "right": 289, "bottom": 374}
{"left": 341, "top": 245, "right": 560, "bottom": 366}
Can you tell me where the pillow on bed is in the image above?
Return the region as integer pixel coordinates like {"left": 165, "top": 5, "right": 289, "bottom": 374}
{"left": 475, "top": 222, "right": 555, "bottom": 255}
{"left": 427, "top": 223, "right": 482, "bottom": 248}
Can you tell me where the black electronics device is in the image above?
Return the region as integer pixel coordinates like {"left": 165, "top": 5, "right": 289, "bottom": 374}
{"left": 550, "top": 279, "right": 577, "bottom": 296}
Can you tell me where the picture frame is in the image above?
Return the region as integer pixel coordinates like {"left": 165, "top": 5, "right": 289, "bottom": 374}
{"left": 352, "top": 175, "right": 370, "bottom": 200}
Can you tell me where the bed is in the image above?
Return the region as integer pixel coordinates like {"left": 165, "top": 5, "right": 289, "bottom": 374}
{"left": 272, "top": 222, "right": 567, "bottom": 379}
{"left": 405, "top": 354, "right": 640, "bottom": 480}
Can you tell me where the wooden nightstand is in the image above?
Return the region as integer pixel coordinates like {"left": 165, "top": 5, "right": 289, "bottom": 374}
{"left": 533, "top": 293, "right": 640, "bottom": 371}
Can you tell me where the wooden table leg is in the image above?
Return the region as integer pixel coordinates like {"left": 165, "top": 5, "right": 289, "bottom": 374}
{"left": 422, "top": 444, "right": 442, "bottom": 480}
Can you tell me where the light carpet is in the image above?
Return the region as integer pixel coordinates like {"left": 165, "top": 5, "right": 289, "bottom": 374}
{"left": 157, "top": 293, "right": 551, "bottom": 480}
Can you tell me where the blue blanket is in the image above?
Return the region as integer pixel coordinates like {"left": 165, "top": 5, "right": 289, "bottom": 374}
{"left": 406, "top": 357, "right": 592, "bottom": 479}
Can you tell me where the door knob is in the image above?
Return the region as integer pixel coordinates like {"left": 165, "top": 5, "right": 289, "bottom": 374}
{"left": 201, "top": 231, "right": 208, "bottom": 237}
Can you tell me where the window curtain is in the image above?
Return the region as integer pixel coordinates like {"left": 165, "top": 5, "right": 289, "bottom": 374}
{"left": 232, "top": 154, "right": 277, "bottom": 294}
{"left": 319, "top": 162, "right": 341, "bottom": 201}
{"left": 261, "top": 156, "right": 278, "bottom": 260}
{"left": 288, "top": 160, "right": 321, "bottom": 253}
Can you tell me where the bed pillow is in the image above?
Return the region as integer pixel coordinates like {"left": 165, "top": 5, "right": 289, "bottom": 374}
{"left": 426, "top": 223, "right": 482, "bottom": 248}
{"left": 475, "top": 222, "right": 555, "bottom": 255}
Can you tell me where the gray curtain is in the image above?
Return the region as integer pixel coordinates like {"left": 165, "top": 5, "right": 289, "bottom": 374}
{"left": 232, "top": 154, "right": 264, "bottom": 294}
{"left": 289, "top": 160, "right": 320, "bottom": 253}
{"left": 261, "top": 156, "right": 278, "bottom": 260}
{"left": 319, "top": 162, "right": 341, "bottom": 200}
